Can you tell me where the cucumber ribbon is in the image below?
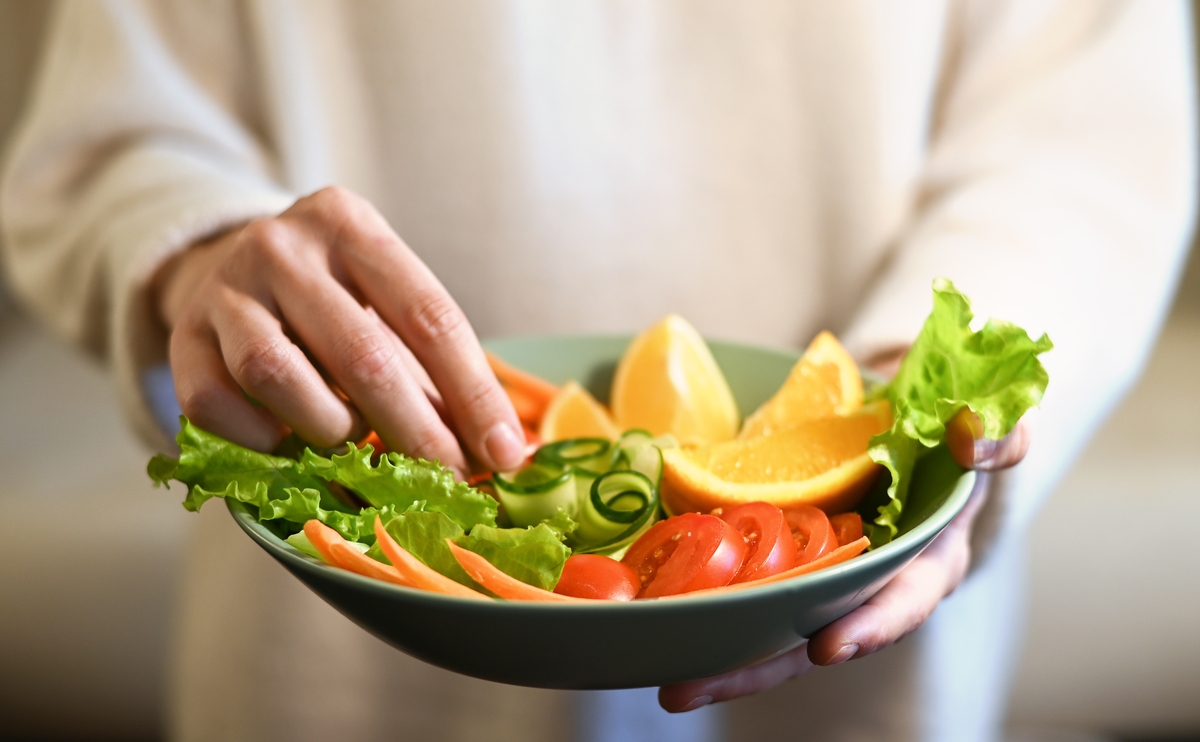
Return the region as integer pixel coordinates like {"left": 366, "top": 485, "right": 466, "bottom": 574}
{"left": 491, "top": 431, "right": 674, "bottom": 557}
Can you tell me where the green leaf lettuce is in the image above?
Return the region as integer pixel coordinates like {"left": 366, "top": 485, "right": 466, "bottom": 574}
{"left": 867, "top": 278, "right": 1052, "bottom": 544}
{"left": 300, "top": 445, "right": 497, "bottom": 531}
{"left": 454, "top": 517, "right": 574, "bottom": 591}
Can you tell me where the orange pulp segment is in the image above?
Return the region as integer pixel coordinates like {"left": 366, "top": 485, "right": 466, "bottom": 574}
{"left": 610, "top": 315, "right": 739, "bottom": 446}
{"left": 738, "top": 331, "right": 863, "bottom": 440}
{"left": 539, "top": 381, "right": 621, "bottom": 442}
{"left": 661, "top": 401, "right": 890, "bottom": 515}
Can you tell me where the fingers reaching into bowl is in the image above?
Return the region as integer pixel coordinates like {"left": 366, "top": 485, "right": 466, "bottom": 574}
{"left": 154, "top": 186, "right": 527, "bottom": 476}
{"left": 659, "top": 472, "right": 990, "bottom": 713}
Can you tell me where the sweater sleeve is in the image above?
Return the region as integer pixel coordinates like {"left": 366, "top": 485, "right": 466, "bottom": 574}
{"left": 841, "top": 0, "right": 1197, "bottom": 548}
{"left": 0, "top": 0, "right": 295, "bottom": 449}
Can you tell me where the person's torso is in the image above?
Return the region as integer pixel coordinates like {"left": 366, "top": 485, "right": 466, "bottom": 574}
{"left": 235, "top": 0, "right": 952, "bottom": 348}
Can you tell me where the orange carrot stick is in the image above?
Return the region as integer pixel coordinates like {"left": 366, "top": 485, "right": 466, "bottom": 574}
{"left": 663, "top": 537, "right": 871, "bottom": 598}
{"left": 303, "top": 520, "right": 411, "bottom": 588}
{"left": 372, "top": 519, "right": 490, "bottom": 600}
{"left": 503, "top": 384, "right": 549, "bottom": 428}
{"left": 446, "top": 540, "right": 588, "bottom": 602}
{"left": 486, "top": 351, "right": 559, "bottom": 405}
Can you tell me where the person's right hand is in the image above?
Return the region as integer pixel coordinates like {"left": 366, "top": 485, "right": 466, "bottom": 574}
{"left": 153, "top": 186, "right": 527, "bottom": 477}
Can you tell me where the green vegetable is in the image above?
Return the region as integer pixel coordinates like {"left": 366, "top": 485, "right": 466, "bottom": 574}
{"left": 867, "top": 279, "right": 1052, "bottom": 545}
{"left": 148, "top": 417, "right": 340, "bottom": 514}
{"left": 147, "top": 418, "right": 491, "bottom": 543}
{"left": 380, "top": 508, "right": 476, "bottom": 588}
{"left": 573, "top": 470, "right": 660, "bottom": 557}
{"left": 492, "top": 464, "right": 579, "bottom": 527}
{"left": 148, "top": 417, "right": 381, "bottom": 540}
{"left": 454, "top": 519, "right": 573, "bottom": 591}
{"left": 300, "top": 445, "right": 497, "bottom": 531}
{"left": 492, "top": 433, "right": 667, "bottom": 554}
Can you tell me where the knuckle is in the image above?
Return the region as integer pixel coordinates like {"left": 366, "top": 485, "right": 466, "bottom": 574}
{"left": 336, "top": 331, "right": 400, "bottom": 391}
{"left": 304, "top": 186, "right": 368, "bottom": 230}
{"left": 312, "top": 185, "right": 360, "bottom": 212}
{"left": 231, "top": 337, "right": 300, "bottom": 392}
{"left": 239, "top": 219, "right": 293, "bottom": 265}
{"left": 406, "top": 292, "right": 467, "bottom": 346}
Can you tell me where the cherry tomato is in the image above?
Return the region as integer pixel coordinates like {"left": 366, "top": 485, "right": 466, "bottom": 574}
{"left": 783, "top": 505, "right": 838, "bottom": 566}
{"left": 622, "top": 513, "right": 748, "bottom": 598}
{"left": 553, "top": 554, "right": 640, "bottom": 601}
{"left": 715, "top": 502, "right": 797, "bottom": 583}
{"left": 829, "top": 512, "right": 864, "bottom": 546}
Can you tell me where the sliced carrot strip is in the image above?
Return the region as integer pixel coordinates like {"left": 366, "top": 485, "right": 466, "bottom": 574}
{"left": 357, "top": 430, "right": 387, "bottom": 454}
{"left": 504, "top": 385, "right": 549, "bottom": 428}
{"left": 467, "top": 471, "right": 494, "bottom": 487}
{"left": 372, "top": 519, "right": 490, "bottom": 600}
{"left": 303, "top": 520, "right": 411, "bottom": 588}
{"left": 487, "top": 351, "right": 559, "bottom": 406}
{"left": 662, "top": 537, "right": 871, "bottom": 599}
{"left": 446, "top": 540, "right": 588, "bottom": 602}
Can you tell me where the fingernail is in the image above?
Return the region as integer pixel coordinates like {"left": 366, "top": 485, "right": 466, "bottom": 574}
{"left": 483, "top": 422, "right": 525, "bottom": 470}
{"left": 827, "top": 643, "right": 859, "bottom": 665}
{"left": 677, "top": 695, "right": 713, "bottom": 712}
{"left": 972, "top": 438, "right": 999, "bottom": 467}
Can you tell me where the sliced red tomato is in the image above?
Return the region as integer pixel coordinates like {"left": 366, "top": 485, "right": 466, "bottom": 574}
{"left": 716, "top": 502, "right": 797, "bottom": 583}
{"left": 621, "top": 513, "right": 747, "bottom": 598}
{"left": 554, "top": 554, "right": 640, "bottom": 601}
{"left": 829, "top": 512, "right": 864, "bottom": 546}
{"left": 783, "top": 505, "right": 839, "bottom": 566}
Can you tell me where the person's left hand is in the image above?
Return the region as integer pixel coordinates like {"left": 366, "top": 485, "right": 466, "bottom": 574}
{"left": 658, "top": 408, "right": 1029, "bottom": 713}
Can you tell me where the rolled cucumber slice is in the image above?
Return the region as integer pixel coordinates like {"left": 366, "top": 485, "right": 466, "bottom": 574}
{"left": 492, "top": 464, "right": 578, "bottom": 527}
{"left": 573, "top": 469, "right": 661, "bottom": 555}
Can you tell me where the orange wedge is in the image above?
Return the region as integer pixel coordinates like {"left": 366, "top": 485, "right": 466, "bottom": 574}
{"left": 661, "top": 401, "right": 891, "bottom": 515}
{"left": 539, "top": 381, "right": 621, "bottom": 442}
{"left": 611, "top": 315, "right": 739, "bottom": 446}
{"left": 739, "top": 331, "right": 863, "bottom": 440}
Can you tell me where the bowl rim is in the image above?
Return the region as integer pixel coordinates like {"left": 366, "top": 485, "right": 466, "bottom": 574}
{"left": 229, "top": 331, "right": 976, "bottom": 612}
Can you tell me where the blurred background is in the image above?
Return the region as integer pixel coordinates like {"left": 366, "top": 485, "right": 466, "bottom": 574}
{"left": 0, "top": 3, "right": 1197, "bottom": 741}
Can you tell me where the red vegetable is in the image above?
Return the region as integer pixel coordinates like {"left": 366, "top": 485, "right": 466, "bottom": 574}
{"left": 716, "top": 502, "right": 797, "bottom": 583}
{"left": 554, "top": 554, "right": 640, "bottom": 601}
{"left": 783, "top": 505, "right": 839, "bottom": 566}
{"left": 621, "top": 513, "right": 747, "bottom": 598}
{"left": 670, "top": 536, "right": 871, "bottom": 598}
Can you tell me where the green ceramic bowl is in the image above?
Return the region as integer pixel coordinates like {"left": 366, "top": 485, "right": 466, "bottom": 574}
{"left": 229, "top": 335, "right": 974, "bottom": 689}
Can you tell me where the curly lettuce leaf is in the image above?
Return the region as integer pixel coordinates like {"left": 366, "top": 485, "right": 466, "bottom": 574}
{"left": 300, "top": 445, "right": 497, "bottom": 531}
{"left": 148, "top": 417, "right": 342, "bottom": 514}
{"left": 867, "top": 279, "right": 1052, "bottom": 544}
{"left": 148, "top": 417, "right": 379, "bottom": 541}
{"left": 454, "top": 518, "right": 574, "bottom": 591}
